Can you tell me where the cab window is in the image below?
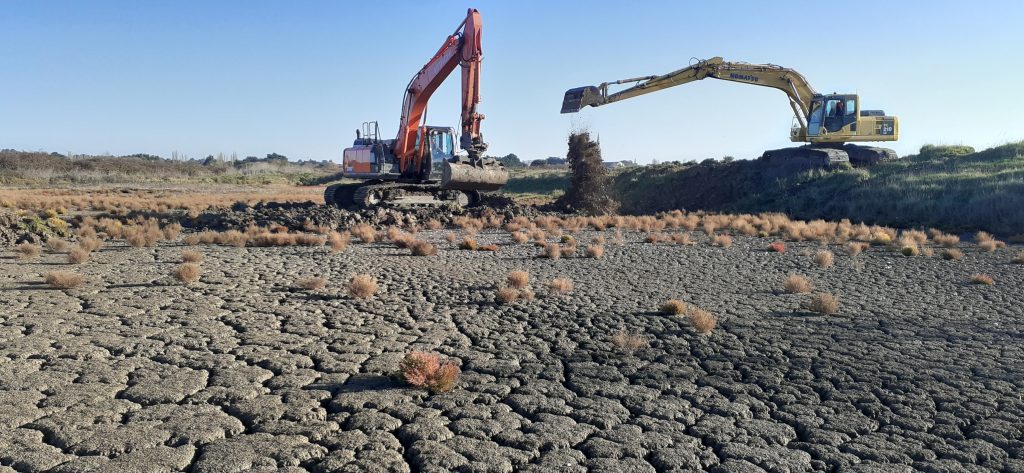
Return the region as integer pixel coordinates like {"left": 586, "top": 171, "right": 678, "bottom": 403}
{"left": 845, "top": 99, "right": 856, "bottom": 116}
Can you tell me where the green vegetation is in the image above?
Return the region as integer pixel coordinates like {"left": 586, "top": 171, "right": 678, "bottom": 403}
{"left": 500, "top": 168, "right": 569, "bottom": 201}
{"left": 0, "top": 150, "right": 339, "bottom": 185}
{"left": 612, "top": 142, "right": 1024, "bottom": 235}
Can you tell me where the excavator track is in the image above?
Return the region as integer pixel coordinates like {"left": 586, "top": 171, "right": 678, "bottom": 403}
{"left": 760, "top": 145, "right": 849, "bottom": 178}
{"left": 323, "top": 183, "right": 362, "bottom": 208}
{"left": 337, "top": 182, "right": 479, "bottom": 209}
{"left": 843, "top": 144, "right": 898, "bottom": 166}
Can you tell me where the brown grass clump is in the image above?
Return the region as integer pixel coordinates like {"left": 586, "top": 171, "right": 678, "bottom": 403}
{"left": 47, "top": 238, "right": 70, "bottom": 252}
{"left": 45, "top": 271, "right": 84, "bottom": 289}
{"left": 495, "top": 287, "right": 518, "bottom": 305}
{"left": 711, "top": 234, "right": 733, "bottom": 248}
{"left": 660, "top": 299, "right": 687, "bottom": 315}
{"left": 610, "top": 329, "right": 648, "bottom": 354}
{"left": 162, "top": 223, "right": 183, "bottom": 241}
{"left": 15, "top": 243, "right": 41, "bottom": 260}
{"left": 458, "top": 237, "right": 478, "bottom": 251}
{"left": 295, "top": 234, "right": 326, "bottom": 246}
{"left": 585, "top": 244, "right": 605, "bottom": 259}
{"left": 783, "top": 274, "right": 812, "bottom": 294}
{"left": 172, "top": 263, "right": 201, "bottom": 284}
{"left": 671, "top": 233, "right": 694, "bottom": 246}
{"left": 296, "top": 276, "right": 327, "bottom": 291}
{"left": 941, "top": 249, "right": 964, "bottom": 261}
{"left": 80, "top": 237, "right": 103, "bottom": 252}
{"left": 845, "top": 242, "right": 869, "bottom": 256}
{"left": 399, "top": 351, "right": 460, "bottom": 394}
{"left": 688, "top": 307, "right": 717, "bottom": 335}
{"left": 507, "top": 270, "right": 529, "bottom": 289}
{"left": 547, "top": 277, "right": 573, "bottom": 295}
{"left": 901, "top": 244, "right": 920, "bottom": 257}
{"left": 975, "top": 231, "right": 994, "bottom": 243}
{"left": 411, "top": 241, "right": 438, "bottom": 256}
{"left": 978, "top": 240, "right": 1003, "bottom": 252}
{"left": 540, "top": 243, "right": 561, "bottom": 259}
{"left": 813, "top": 250, "right": 834, "bottom": 268}
{"left": 67, "top": 247, "right": 90, "bottom": 264}
{"left": 1012, "top": 251, "right": 1024, "bottom": 264}
{"left": 347, "top": 273, "right": 378, "bottom": 299}
{"left": 352, "top": 224, "right": 376, "bottom": 243}
{"left": 511, "top": 231, "right": 529, "bottom": 244}
{"left": 444, "top": 232, "right": 458, "bottom": 244}
{"left": 478, "top": 244, "right": 498, "bottom": 252}
{"left": 969, "top": 273, "right": 994, "bottom": 285}
{"left": 425, "top": 219, "right": 444, "bottom": 230}
{"left": 328, "top": 231, "right": 350, "bottom": 253}
{"left": 181, "top": 250, "right": 203, "bottom": 263}
{"left": 934, "top": 233, "right": 960, "bottom": 247}
{"left": 806, "top": 292, "right": 839, "bottom": 315}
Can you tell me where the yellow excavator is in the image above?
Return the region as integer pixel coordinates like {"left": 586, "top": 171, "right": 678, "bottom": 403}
{"left": 562, "top": 56, "right": 899, "bottom": 167}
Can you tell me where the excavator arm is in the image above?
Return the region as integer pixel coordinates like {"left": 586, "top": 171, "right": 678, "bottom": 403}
{"left": 562, "top": 57, "right": 818, "bottom": 129}
{"left": 395, "top": 8, "right": 487, "bottom": 176}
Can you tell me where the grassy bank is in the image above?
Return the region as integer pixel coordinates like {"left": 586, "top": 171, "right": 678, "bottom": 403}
{"left": 613, "top": 142, "right": 1024, "bottom": 235}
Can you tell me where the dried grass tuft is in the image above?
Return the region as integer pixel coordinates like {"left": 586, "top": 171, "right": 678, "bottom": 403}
{"left": 411, "top": 241, "right": 438, "bottom": 256}
{"left": 806, "top": 292, "right": 839, "bottom": 315}
{"left": 399, "top": 351, "right": 460, "bottom": 394}
{"left": 783, "top": 274, "right": 812, "bottom": 294}
{"left": 711, "top": 234, "right": 733, "bottom": 248}
{"left": 813, "top": 250, "right": 834, "bottom": 268}
{"left": 610, "top": 329, "right": 648, "bottom": 354}
{"left": 15, "top": 243, "right": 41, "bottom": 260}
{"left": 47, "top": 238, "right": 70, "bottom": 253}
{"left": 585, "top": 244, "right": 605, "bottom": 259}
{"left": 181, "top": 250, "right": 203, "bottom": 263}
{"left": 172, "top": 263, "right": 201, "bottom": 284}
{"left": 495, "top": 287, "right": 518, "bottom": 305}
{"left": 67, "top": 247, "right": 90, "bottom": 264}
{"left": 328, "top": 231, "right": 350, "bottom": 253}
{"left": 660, "top": 299, "right": 687, "bottom": 315}
{"left": 688, "top": 307, "right": 717, "bottom": 335}
{"left": 941, "top": 249, "right": 964, "bottom": 261}
{"left": 970, "top": 273, "right": 994, "bottom": 285}
{"left": 45, "top": 271, "right": 84, "bottom": 289}
{"left": 348, "top": 273, "right": 378, "bottom": 299}
{"left": 296, "top": 276, "right": 327, "bottom": 291}
{"left": 507, "top": 270, "right": 529, "bottom": 289}
{"left": 547, "top": 277, "right": 573, "bottom": 295}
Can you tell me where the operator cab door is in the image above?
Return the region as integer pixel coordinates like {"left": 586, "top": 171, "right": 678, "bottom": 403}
{"left": 415, "top": 127, "right": 455, "bottom": 180}
{"left": 823, "top": 95, "right": 858, "bottom": 133}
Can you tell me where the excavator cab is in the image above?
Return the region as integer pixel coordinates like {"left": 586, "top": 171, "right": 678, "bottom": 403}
{"left": 806, "top": 94, "right": 858, "bottom": 137}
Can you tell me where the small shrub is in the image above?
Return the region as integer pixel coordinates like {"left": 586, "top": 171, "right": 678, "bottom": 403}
{"left": 585, "top": 244, "right": 605, "bottom": 259}
{"left": 444, "top": 232, "right": 458, "bottom": 243}
{"left": 540, "top": 243, "right": 561, "bottom": 259}
{"left": 688, "top": 307, "right": 717, "bottom": 335}
{"left": 712, "top": 234, "right": 733, "bottom": 248}
{"left": 45, "top": 271, "right": 84, "bottom": 289}
{"left": 660, "top": 299, "right": 686, "bottom": 315}
{"left": 328, "top": 231, "right": 350, "bottom": 253}
{"left": 520, "top": 288, "right": 536, "bottom": 301}
{"left": 162, "top": 223, "right": 183, "bottom": 240}
{"left": 813, "top": 250, "right": 834, "bottom": 268}
{"left": 425, "top": 219, "right": 444, "bottom": 230}
{"left": 610, "top": 329, "right": 648, "bottom": 354}
{"left": 68, "top": 247, "right": 90, "bottom": 264}
{"left": 783, "top": 274, "right": 812, "bottom": 294}
{"left": 511, "top": 232, "right": 529, "bottom": 244}
{"left": 978, "top": 240, "right": 1005, "bottom": 252}
{"left": 15, "top": 243, "right": 41, "bottom": 260}
{"left": 296, "top": 276, "right": 327, "bottom": 291}
{"left": 806, "top": 292, "right": 839, "bottom": 315}
{"left": 411, "top": 241, "right": 438, "bottom": 256}
{"left": 970, "top": 273, "right": 994, "bottom": 285}
{"left": 934, "top": 233, "right": 960, "bottom": 247}
{"left": 458, "top": 237, "right": 478, "bottom": 251}
{"left": 295, "top": 234, "right": 327, "bottom": 246}
{"left": 173, "top": 263, "right": 201, "bottom": 284}
{"left": 901, "top": 245, "right": 920, "bottom": 256}
{"left": 870, "top": 233, "right": 892, "bottom": 246}
{"left": 399, "top": 351, "right": 460, "bottom": 394}
{"left": 507, "top": 270, "right": 529, "bottom": 289}
{"left": 47, "top": 238, "right": 70, "bottom": 252}
{"left": 767, "top": 241, "right": 786, "bottom": 253}
{"left": 941, "top": 249, "right": 964, "bottom": 261}
{"left": 352, "top": 224, "right": 376, "bottom": 243}
{"left": 671, "top": 233, "right": 694, "bottom": 245}
{"left": 975, "top": 231, "right": 994, "bottom": 243}
{"left": 181, "top": 250, "right": 203, "bottom": 263}
{"left": 79, "top": 237, "right": 103, "bottom": 252}
{"left": 348, "top": 273, "right": 378, "bottom": 299}
{"left": 845, "top": 242, "right": 869, "bottom": 256}
{"left": 547, "top": 277, "right": 574, "bottom": 295}
{"left": 495, "top": 287, "right": 518, "bottom": 304}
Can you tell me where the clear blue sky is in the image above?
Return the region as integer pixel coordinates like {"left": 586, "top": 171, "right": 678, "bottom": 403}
{"left": 2, "top": 1, "right": 1021, "bottom": 163}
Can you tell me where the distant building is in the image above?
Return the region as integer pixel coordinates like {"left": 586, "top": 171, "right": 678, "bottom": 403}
{"left": 602, "top": 160, "right": 637, "bottom": 169}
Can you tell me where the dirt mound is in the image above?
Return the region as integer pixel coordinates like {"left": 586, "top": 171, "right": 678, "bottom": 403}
{"left": 0, "top": 209, "right": 69, "bottom": 246}
{"left": 188, "top": 194, "right": 544, "bottom": 232}
{"left": 556, "top": 132, "right": 619, "bottom": 215}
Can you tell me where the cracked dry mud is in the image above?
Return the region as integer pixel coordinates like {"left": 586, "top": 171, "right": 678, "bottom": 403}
{"left": 2, "top": 229, "right": 1023, "bottom": 472}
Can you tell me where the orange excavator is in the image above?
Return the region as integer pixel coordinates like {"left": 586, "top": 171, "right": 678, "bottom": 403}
{"left": 325, "top": 8, "right": 508, "bottom": 208}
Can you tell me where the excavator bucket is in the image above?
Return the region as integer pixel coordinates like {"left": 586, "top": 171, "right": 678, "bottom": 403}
{"left": 561, "top": 86, "right": 603, "bottom": 113}
{"left": 441, "top": 160, "right": 509, "bottom": 192}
